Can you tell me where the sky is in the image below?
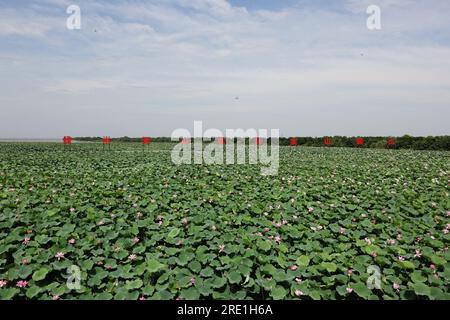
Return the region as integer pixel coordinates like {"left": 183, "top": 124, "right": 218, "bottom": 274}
{"left": 0, "top": 0, "right": 449, "bottom": 138}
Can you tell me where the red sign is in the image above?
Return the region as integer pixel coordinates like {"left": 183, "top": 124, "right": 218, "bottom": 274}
{"left": 181, "top": 138, "right": 189, "bottom": 144}
{"left": 142, "top": 137, "right": 151, "bottom": 145}
{"left": 255, "top": 137, "right": 261, "bottom": 145}
{"left": 290, "top": 138, "right": 298, "bottom": 146}
{"left": 324, "top": 137, "right": 332, "bottom": 146}
{"left": 63, "top": 136, "right": 72, "bottom": 145}
{"left": 387, "top": 137, "right": 396, "bottom": 146}
{"left": 356, "top": 137, "right": 364, "bottom": 146}
{"left": 103, "top": 136, "right": 111, "bottom": 145}
{"left": 217, "top": 137, "right": 224, "bottom": 145}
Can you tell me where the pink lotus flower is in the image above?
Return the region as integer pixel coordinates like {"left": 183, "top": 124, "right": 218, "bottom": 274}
{"left": 430, "top": 264, "right": 436, "bottom": 270}
{"left": 398, "top": 256, "right": 405, "bottom": 262}
{"left": 52, "top": 295, "right": 60, "bottom": 300}
{"left": 308, "top": 207, "right": 314, "bottom": 213}
{"left": 274, "top": 222, "right": 282, "bottom": 228}
{"left": 295, "top": 277, "right": 302, "bottom": 283}
{"left": 387, "top": 239, "right": 396, "bottom": 245}
{"left": 16, "top": 280, "right": 28, "bottom": 288}
{"left": 132, "top": 237, "right": 140, "bottom": 244}
{"left": 139, "top": 296, "right": 146, "bottom": 301}
{"left": 158, "top": 221, "right": 163, "bottom": 226}
{"left": 364, "top": 238, "right": 372, "bottom": 245}
{"left": 23, "top": 237, "right": 30, "bottom": 245}
{"left": 447, "top": 211, "right": 450, "bottom": 217}
{"left": 0, "top": 280, "right": 7, "bottom": 288}
{"left": 347, "top": 269, "right": 353, "bottom": 276}
{"left": 371, "top": 252, "right": 377, "bottom": 257}
{"left": 346, "top": 287, "right": 353, "bottom": 294}
{"left": 444, "top": 229, "right": 449, "bottom": 234}
{"left": 176, "top": 296, "right": 183, "bottom": 300}
{"left": 219, "top": 245, "right": 225, "bottom": 253}
{"left": 105, "top": 265, "right": 113, "bottom": 270}
{"left": 70, "top": 208, "right": 75, "bottom": 213}
{"left": 263, "top": 227, "right": 270, "bottom": 233}
{"left": 393, "top": 283, "right": 400, "bottom": 290}
{"left": 275, "top": 235, "right": 282, "bottom": 243}
{"left": 190, "top": 278, "right": 196, "bottom": 286}
{"left": 21, "top": 259, "right": 29, "bottom": 265}
{"left": 282, "top": 220, "right": 288, "bottom": 225}
{"left": 290, "top": 265, "right": 298, "bottom": 271}
{"left": 55, "top": 252, "right": 65, "bottom": 260}
{"left": 294, "top": 289, "right": 304, "bottom": 297}
{"left": 339, "top": 227, "right": 346, "bottom": 234}
{"left": 256, "top": 232, "right": 263, "bottom": 237}
{"left": 68, "top": 238, "right": 76, "bottom": 245}
{"left": 181, "top": 218, "right": 188, "bottom": 225}
{"left": 414, "top": 249, "right": 422, "bottom": 258}
{"left": 128, "top": 254, "right": 137, "bottom": 261}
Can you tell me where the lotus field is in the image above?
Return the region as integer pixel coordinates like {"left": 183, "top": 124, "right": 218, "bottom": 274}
{"left": 0, "top": 143, "right": 449, "bottom": 300}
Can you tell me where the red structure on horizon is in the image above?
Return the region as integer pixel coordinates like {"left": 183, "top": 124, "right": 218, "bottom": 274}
{"left": 324, "top": 137, "right": 332, "bottom": 146}
{"left": 63, "top": 136, "right": 72, "bottom": 145}
{"left": 387, "top": 137, "right": 396, "bottom": 146}
{"left": 103, "top": 136, "right": 111, "bottom": 145}
{"left": 356, "top": 137, "right": 364, "bottom": 146}
{"left": 142, "top": 137, "right": 151, "bottom": 145}
{"left": 290, "top": 138, "right": 298, "bottom": 146}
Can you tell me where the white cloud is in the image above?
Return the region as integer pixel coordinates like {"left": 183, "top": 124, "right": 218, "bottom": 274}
{"left": 0, "top": 9, "right": 57, "bottom": 37}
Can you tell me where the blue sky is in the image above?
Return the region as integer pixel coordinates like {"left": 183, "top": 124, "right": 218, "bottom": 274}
{"left": 0, "top": 0, "right": 449, "bottom": 138}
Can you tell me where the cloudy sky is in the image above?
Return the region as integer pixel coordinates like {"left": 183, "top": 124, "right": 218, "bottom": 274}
{"left": 0, "top": 0, "right": 449, "bottom": 138}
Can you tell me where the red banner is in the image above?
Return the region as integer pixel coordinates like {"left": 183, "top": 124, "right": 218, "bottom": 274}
{"left": 324, "top": 137, "right": 332, "bottom": 146}
{"left": 63, "top": 136, "right": 72, "bottom": 145}
{"left": 103, "top": 136, "right": 111, "bottom": 145}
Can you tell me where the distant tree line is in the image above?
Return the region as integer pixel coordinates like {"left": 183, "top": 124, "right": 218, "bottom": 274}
{"left": 280, "top": 135, "right": 450, "bottom": 150}
{"left": 73, "top": 135, "right": 450, "bottom": 151}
